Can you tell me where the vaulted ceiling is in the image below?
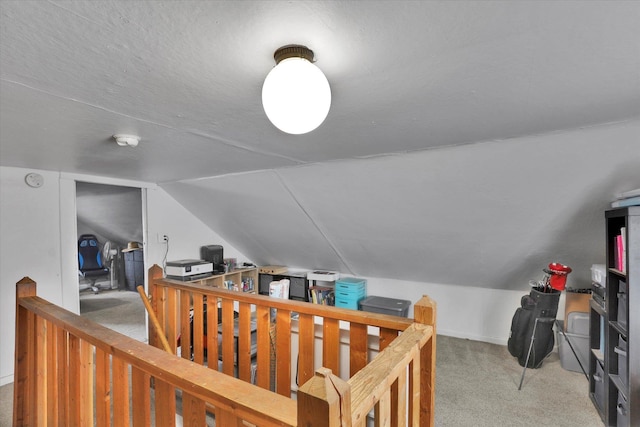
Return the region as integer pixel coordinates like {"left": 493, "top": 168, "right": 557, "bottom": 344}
{"left": 1, "top": 1, "right": 639, "bottom": 290}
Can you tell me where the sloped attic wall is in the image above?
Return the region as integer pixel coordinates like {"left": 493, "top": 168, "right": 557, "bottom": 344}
{"left": 161, "top": 120, "right": 640, "bottom": 291}
{"left": 76, "top": 182, "right": 143, "bottom": 248}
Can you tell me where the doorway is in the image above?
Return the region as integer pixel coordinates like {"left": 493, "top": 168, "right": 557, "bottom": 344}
{"left": 76, "top": 182, "right": 146, "bottom": 341}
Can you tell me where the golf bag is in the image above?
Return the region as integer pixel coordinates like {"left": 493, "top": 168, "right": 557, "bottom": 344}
{"left": 508, "top": 288, "right": 560, "bottom": 368}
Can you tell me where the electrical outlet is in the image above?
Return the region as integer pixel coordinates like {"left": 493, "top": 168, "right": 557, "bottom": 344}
{"left": 157, "top": 233, "right": 169, "bottom": 243}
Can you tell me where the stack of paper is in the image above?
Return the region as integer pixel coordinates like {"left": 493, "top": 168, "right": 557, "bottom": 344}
{"left": 611, "top": 188, "right": 640, "bottom": 208}
{"left": 269, "top": 279, "right": 290, "bottom": 299}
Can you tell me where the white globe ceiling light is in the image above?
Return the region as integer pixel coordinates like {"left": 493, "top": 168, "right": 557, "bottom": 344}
{"left": 262, "top": 45, "right": 331, "bottom": 135}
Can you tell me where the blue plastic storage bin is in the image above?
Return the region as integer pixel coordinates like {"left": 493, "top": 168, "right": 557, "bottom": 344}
{"left": 334, "top": 277, "right": 367, "bottom": 309}
{"left": 335, "top": 277, "right": 367, "bottom": 292}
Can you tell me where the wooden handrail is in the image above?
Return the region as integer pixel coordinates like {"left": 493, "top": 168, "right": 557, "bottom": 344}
{"left": 148, "top": 264, "right": 420, "bottom": 392}
{"left": 296, "top": 322, "right": 434, "bottom": 427}
{"left": 14, "top": 285, "right": 297, "bottom": 426}
{"left": 348, "top": 323, "right": 433, "bottom": 425}
{"left": 15, "top": 273, "right": 436, "bottom": 426}
{"left": 149, "top": 265, "right": 414, "bottom": 332}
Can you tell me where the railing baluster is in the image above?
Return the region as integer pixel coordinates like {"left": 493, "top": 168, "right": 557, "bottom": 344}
{"left": 393, "top": 372, "right": 406, "bottom": 427}
{"left": 181, "top": 391, "right": 207, "bottom": 426}
{"left": 375, "top": 388, "right": 391, "bottom": 427}
{"left": 409, "top": 357, "right": 420, "bottom": 427}
{"left": 323, "top": 318, "right": 340, "bottom": 375}
{"left": 192, "top": 292, "right": 205, "bottom": 364}
{"left": 56, "top": 325, "right": 68, "bottom": 425}
{"left": 154, "top": 379, "right": 176, "bottom": 426}
{"left": 180, "top": 289, "right": 192, "bottom": 360}
{"left": 68, "top": 334, "right": 81, "bottom": 425}
{"left": 298, "top": 312, "right": 316, "bottom": 385}
{"left": 221, "top": 298, "right": 235, "bottom": 375}
{"left": 46, "top": 320, "right": 59, "bottom": 425}
{"left": 167, "top": 287, "right": 178, "bottom": 354}
{"left": 15, "top": 273, "right": 436, "bottom": 427}
{"left": 35, "top": 315, "right": 47, "bottom": 424}
{"left": 95, "top": 347, "right": 111, "bottom": 425}
{"left": 112, "top": 356, "right": 130, "bottom": 426}
{"left": 206, "top": 295, "right": 219, "bottom": 369}
{"left": 276, "top": 308, "right": 292, "bottom": 396}
{"left": 148, "top": 264, "right": 164, "bottom": 349}
{"left": 349, "top": 322, "right": 368, "bottom": 377}
{"left": 131, "top": 366, "right": 152, "bottom": 426}
{"left": 380, "top": 327, "right": 397, "bottom": 352}
{"left": 255, "top": 305, "right": 271, "bottom": 389}
{"left": 238, "top": 302, "right": 252, "bottom": 382}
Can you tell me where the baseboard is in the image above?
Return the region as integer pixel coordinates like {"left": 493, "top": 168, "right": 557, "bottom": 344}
{"left": 0, "top": 374, "right": 13, "bottom": 387}
{"left": 437, "top": 329, "right": 508, "bottom": 346}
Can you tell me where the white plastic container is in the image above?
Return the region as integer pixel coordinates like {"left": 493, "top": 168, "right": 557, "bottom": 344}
{"left": 591, "top": 264, "right": 606, "bottom": 286}
{"left": 556, "top": 321, "right": 589, "bottom": 373}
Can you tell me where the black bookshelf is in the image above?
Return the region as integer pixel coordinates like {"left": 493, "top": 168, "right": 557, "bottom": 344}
{"left": 589, "top": 207, "right": 638, "bottom": 426}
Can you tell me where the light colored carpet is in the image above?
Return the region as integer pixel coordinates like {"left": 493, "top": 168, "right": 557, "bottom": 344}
{"left": 79, "top": 288, "right": 147, "bottom": 343}
{"left": 434, "top": 335, "right": 600, "bottom": 426}
{"left": 1, "top": 291, "right": 601, "bottom": 426}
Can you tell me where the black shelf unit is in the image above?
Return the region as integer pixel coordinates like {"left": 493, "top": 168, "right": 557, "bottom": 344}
{"left": 258, "top": 271, "right": 309, "bottom": 302}
{"left": 589, "top": 206, "right": 638, "bottom": 426}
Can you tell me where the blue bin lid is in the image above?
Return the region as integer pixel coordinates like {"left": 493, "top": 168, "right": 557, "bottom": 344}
{"left": 336, "top": 277, "right": 366, "bottom": 285}
{"left": 360, "top": 296, "right": 410, "bottom": 310}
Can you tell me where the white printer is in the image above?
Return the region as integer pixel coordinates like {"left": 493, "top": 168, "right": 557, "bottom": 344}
{"left": 166, "top": 259, "right": 213, "bottom": 280}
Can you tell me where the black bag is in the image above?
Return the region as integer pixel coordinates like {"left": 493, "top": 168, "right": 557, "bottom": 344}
{"left": 507, "top": 297, "right": 534, "bottom": 358}
{"left": 508, "top": 289, "right": 560, "bottom": 368}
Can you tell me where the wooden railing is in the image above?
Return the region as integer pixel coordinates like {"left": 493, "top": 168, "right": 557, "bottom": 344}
{"left": 149, "top": 264, "right": 437, "bottom": 426}
{"left": 13, "top": 277, "right": 297, "bottom": 426}
{"left": 14, "top": 269, "right": 435, "bottom": 426}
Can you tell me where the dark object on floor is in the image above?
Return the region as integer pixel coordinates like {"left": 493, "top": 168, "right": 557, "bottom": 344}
{"left": 78, "top": 234, "right": 109, "bottom": 293}
{"left": 508, "top": 287, "right": 560, "bottom": 368}
{"left": 124, "top": 246, "right": 144, "bottom": 291}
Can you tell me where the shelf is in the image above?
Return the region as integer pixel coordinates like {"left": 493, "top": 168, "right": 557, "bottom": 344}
{"left": 592, "top": 206, "right": 638, "bottom": 426}
{"left": 608, "top": 268, "right": 626, "bottom": 278}
{"left": 185, "top": 267, "right": 258, "bottom": 294}
{"left": 591, "top": 348, "right": 604, "bottom": 363}
{"left": 590, "top": 298, "right": 606, "bottom": 316}
{"left": 609, "top": 320, "right": 627, "bottom": 338}
{"left": 609, "top": 374, "right": 628, "bottom": 400}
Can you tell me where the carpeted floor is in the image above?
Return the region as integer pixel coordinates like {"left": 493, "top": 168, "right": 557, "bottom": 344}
{"left": 78, "top": 288, "right": 147, "bottom": 343}
{"left": 434, "top": 335, "right": 601, "bottom": 426}
{"left": 1, "top": 290, "right": 602, "bottom": 426}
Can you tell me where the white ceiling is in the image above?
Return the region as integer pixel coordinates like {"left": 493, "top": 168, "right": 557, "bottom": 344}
{"left": 1, "top": 1, "right": 639, "bottom": 290}
{"left": 1, "top": 1, "right": 638, "bottom": 182}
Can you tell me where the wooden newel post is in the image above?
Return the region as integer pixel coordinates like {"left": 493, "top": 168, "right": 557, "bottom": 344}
{"left": 16, "top": 277, "right": 37, "bottom": 299}
{"left": 297, "top": 367, "right": 351, "bottom": 427}
{"left": 14, "top": 277, "right": 38, "bottom": 426}
{"left": 147, "top": 264, "right": 164, "bottom": 349}
{"left": 414, "top": 295, "right": 437, "bottom": 427}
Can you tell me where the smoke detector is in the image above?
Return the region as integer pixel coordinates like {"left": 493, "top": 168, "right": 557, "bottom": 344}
{"left": 113, "top": 134, "right": 140, "bottom": 147}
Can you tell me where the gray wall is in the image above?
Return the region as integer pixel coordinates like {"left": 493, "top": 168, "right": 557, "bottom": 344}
{"left": 163, "top": 119, "right": 640, "bottom": 292}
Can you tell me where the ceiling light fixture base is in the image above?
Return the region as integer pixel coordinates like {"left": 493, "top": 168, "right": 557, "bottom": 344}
{"left": 273, "top": 45, "right": 315, "bottom": 64}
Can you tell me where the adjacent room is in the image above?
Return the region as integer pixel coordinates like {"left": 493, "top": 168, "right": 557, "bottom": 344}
{"left": 1, "top": 1, "right": 638, "bottom": 426}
